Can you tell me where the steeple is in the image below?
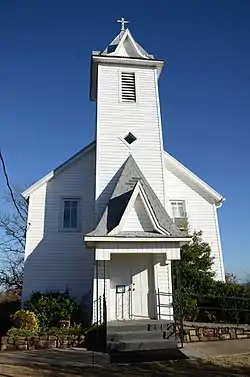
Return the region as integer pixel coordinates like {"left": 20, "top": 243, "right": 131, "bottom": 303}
{"left": 91, "top": 20, "right": 166, "bottom": 220}
{"left": 90, "top": 21, "right": 163, "bottom": 101}
{"left": 92, "top": 21, "right": 155, "bottom": 60}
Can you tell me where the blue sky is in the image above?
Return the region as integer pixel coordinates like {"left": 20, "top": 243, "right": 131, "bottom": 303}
{"left": 0, "top": 1, "right": 249, "bottom": 278}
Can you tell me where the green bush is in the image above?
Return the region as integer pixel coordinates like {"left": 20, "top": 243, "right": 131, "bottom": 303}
{"left": 25, "top": 291, "right": 77, "bottom": 328}
{"left": 6, "top": 324, "right": 84, "bottom": 338}
{"left": 178, "top": 281, "right": 250, "bottom": 324}
{"left": 7, "top": 327, "right": 36, "bottom": 338}
{"left": 12, "top": 310, "right": 38, "bottom": 331}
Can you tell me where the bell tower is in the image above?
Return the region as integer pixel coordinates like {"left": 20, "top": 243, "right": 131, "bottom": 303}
{"left": 90, "top": 20, "right": 166, "bottom": 219}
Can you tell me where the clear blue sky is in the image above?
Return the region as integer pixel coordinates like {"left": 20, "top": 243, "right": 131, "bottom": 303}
{"left": 0, "top": 1, "right": 249, "bottom": 278}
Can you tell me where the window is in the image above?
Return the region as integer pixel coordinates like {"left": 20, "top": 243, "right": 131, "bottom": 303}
{"left": 171, "top": 201, "right": 186, "bottom": 218}
{"left": 121, "top": 72, "right": 136, "bottom": 102}
{"left": 170, "top": 200, "right": 187, "bottom": 230}
{"left": 124, "top": 132, "right": 137, "bottom": 145}
{"left": 62, "top": 199, "right": 80, "bottom": 230}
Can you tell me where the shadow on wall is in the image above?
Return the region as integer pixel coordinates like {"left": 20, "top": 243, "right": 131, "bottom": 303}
{"left": 22, "top": 149, "right": 96, "bottom": 310}
{"left": 22, "top": 152, "right": 130, "bottom": 314}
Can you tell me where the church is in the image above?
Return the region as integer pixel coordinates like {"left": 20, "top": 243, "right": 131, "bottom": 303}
{"left": 22, "top": 20, "right": 225, "bottom": 323}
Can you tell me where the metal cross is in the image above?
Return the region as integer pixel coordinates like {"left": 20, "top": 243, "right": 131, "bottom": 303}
{"left": 117, "top": 17, "right": 129, "bottom": 31}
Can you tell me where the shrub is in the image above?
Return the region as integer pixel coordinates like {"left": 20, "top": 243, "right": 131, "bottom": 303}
{"left": 26, "top": 291, "right": 76, "bottom": 328}
{"left": 12, "top": 310, "right": 38, "bottom": 331}
{"left": 180, "top": 281, "right": 250, "bottom": 324}
{"left": 6, "top": 324, "right": 84, "bottom": 338}
{"left": 7, "top": 327, "right": 36, "bottom": 338}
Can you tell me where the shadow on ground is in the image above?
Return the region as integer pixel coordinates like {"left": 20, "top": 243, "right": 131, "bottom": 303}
{"left": 0, "top": 349, "right": 250, "bottom": 376}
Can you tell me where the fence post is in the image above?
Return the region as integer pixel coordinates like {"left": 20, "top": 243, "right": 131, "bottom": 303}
{"left": 99, "top": 296, "right": 102, "bottom": 325}
{"left": 176, "top": 262, "right": 184, "bottom": 348}
{"left": 157, "top": 288, "right": 161, "bottom": 320}
{"left": 103, "top": 294, "right": 107, "bottom": 351}
{"left": 234, "top": 290, "right": 239, "bottom": 326}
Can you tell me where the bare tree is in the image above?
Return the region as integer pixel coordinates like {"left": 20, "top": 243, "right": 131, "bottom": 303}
{"left": 225, "top": 272, "right": 238, "bottom": 284}
{"left": 0, "top": 150, "right": 27, "bottom": 293}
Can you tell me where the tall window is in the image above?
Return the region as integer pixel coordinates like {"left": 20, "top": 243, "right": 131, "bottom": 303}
{"left": 62, "top": 199, "right": 80, "bottom": 230}
{"left": 170, "top": 200, "right": 187, "bottom": 230}
{"left": 121, "top": 72, "right": 136, "bottom": 102}
{"left": 171, "top": 201, "right": 186, "bottom": 219}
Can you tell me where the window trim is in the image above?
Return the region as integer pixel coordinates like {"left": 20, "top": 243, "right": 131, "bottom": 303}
{"left": 170, "top": 200, "right": 187, "bottom": 219}
{"left": 60, "top": 197, "right": 81, "bottom": 232}
{"left": 119, "top": 70, "right": 138, "bottom": 104}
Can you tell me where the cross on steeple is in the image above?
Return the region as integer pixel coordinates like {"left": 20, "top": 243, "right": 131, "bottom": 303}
{"left": 117, "top": 17, "right": 129, "bottom": 31}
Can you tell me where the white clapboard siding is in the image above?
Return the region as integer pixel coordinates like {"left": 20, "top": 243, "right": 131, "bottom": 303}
{"left": 24, "top": 183, "right": 47, "bottom": 259}
{"left": 164, "top": 167, "right": 225, "bottom": 281}
{"left": 22, "top": 148, "right": 96, "bottom": 302}
{"left": 121, "top": 196, "right": 155, "bottom": 232}
{"left": 96, "top": 64, "right": 165, "bottom": 219}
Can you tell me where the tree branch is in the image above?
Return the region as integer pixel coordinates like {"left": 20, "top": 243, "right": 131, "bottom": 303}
{"left": 0, "top": 149, "right": 26, "bottom": 222}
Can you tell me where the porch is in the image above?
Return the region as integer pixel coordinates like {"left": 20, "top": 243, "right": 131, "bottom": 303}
{"left": 92, "top": 243, "right": 180, "bottom": 323}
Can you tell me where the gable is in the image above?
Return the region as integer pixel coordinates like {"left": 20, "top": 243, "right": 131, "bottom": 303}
{"left": 164, "top": 152, "right": 224, "bottom": 205}
{"left": 22, "top": 141, "right": 95, "bottom": 199}
{"left": 100, "top": 29, "right": 154, "bottom": 60}
{"left": 121, "top": 195, "right": 155, "bottom": 232}
{"left": 87, "top": 155, "right": 186, "bottom": 239}
{"left": 115, "top": 35, "right": 139, "bottom": 58}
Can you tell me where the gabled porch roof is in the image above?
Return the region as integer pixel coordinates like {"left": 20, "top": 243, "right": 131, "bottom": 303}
{"left": 85, "top": 155, "right": 190, "bottom": 243}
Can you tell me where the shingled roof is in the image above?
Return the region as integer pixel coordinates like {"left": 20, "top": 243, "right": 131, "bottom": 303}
{"left": 87, "top": 155, "right": 187, "bottom": 238}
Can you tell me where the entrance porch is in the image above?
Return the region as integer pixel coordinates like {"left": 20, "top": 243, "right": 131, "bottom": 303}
{"left": 92, "top": 241, "right": 181, "bottom": 323}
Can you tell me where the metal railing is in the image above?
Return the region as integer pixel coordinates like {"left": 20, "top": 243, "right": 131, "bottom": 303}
{"left": 156, "top": 288, "right": 250, "bottom": 348}
{"left": 187, "top": 293, "right": 250, "bottom": 326}
{"left": 93, "top": 294, "right": 107, "bottom": 326}
{"left": 156, "top": 288, "right": 184, "bottom": 347}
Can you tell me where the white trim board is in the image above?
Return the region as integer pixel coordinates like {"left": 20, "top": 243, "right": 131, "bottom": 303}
{"left": 164, "top": 151, "right": 224, "bottom": 205}
{"left": 22, "top": 142, "right": 95, "bottom": 199}
{"left": 85, "top": 236, "right": 191, "bottom": 243}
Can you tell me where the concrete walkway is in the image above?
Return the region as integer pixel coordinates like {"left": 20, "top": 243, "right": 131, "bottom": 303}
{"left": 0, "top": 339, "right": 249, "bottom": 369}
{"left": 183, "top": 339, "right": 250, "bottom": 359}
{"left": 0, "top": 348, "right": 110, "bottom": 368}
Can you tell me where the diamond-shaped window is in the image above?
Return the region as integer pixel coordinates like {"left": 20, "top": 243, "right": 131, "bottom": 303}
{"left": 124, "top": 132, "right": 137, "bottom": 145}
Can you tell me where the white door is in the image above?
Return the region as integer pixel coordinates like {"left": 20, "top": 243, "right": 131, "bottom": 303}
{"left": 109, "top": 254, "right": 155, "bottom": 320}
{"left": 131, "top": 255, "right": 154, "bottom": 319}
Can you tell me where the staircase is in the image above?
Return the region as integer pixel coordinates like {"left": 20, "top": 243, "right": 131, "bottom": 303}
{"left": 107, "top": 319, "right": 178, "bottom": 353}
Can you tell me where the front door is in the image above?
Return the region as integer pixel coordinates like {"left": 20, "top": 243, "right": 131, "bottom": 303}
{"left": 131, "top": 255, "right": 154, "bottom": 319}
{"left": 109, "top": 254, "right": 155, "bottom": 321}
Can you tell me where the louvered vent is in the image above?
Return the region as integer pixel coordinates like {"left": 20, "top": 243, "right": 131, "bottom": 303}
{"left": 121, "top": 72, "right": 136, "bottom": 102}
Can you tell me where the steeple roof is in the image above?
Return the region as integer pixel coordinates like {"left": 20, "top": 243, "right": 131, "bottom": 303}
{"left": 92, "top": 28, "right": 155, "bottom": 60}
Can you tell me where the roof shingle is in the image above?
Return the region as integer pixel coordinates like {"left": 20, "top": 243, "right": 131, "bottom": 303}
{"left": 87, "top": 156, "right": 187, "bottom": 238}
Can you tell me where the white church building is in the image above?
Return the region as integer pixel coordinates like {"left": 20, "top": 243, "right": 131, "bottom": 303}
{"left": 22, "top": 21, "right": 225, "bottom": 322}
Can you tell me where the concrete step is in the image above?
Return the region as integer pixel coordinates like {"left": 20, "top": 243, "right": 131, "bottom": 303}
{"left": 107, "top": 338, "right": 178, "bottom": 352}
{"left": 107, "top": 320, "right": 175, "bottom": 333}
{"left": 107, "top": 330, "right": 166, "bottom": 341}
